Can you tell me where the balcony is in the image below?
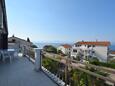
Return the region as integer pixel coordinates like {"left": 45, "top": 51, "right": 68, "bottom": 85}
{"left": 0, "top": 49, "right": 115, "bottom": 86}
{"left": 0, "top": 50, "right": 58, "bottom": 86}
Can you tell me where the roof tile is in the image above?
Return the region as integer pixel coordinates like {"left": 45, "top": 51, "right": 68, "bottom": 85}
{"left": 76, "top": 41, "right": 110, "bottom": 46}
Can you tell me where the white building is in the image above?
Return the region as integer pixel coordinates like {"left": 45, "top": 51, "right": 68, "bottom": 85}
{"left": 57, "top": 44, "right": 72, "bottom": 55}
{"left": 8, "top": 36, "right": 33, "bottom": 55}
{"left": 71, "top": 41, "right": 110, "bottom": 62}
{"left": 109, "top": 51, "right": 115, "bottom": 60}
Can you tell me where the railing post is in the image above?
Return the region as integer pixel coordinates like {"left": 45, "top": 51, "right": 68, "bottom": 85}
{"left": 34, "top": 48, "right": 42, "bottom": 71}
{"left": 65, "top": 61, "right": 68, "bottom": 86}
{"left": 65, "top": 51, "right": 71, "bottom": 86}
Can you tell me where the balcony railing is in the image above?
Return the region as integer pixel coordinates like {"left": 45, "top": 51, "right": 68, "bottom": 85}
{"left": 27, "top": 49, "right": 115, "bottom": 86}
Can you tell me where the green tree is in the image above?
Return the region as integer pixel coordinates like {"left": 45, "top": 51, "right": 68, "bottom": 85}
{"left": 43, "top": 45, "right": 57, "bottom": 53}
{"left": 31, "top": 44, "right": 38, "bottom": 48}
{"left": 57, "top": 50, "right": 63, "bottom": 54}
{"left": 27, "top": 37, "right": 31, "bottom": 42}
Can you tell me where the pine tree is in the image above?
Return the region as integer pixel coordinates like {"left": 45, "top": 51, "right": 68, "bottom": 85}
{"left": 27, "top": 37, "right": 30, "bottom": 42}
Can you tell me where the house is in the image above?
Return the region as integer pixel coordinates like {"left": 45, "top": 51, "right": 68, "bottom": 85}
{"left": 57, "top": 44, "right": 72, "bottom": 55}
{"left": 8, "top": 36, "right": 33, "bottom": 55}
{"left": 71, "top": 41, "right": 111, "bottom": 62}
{"left": 109, "top": 51, "right": 115, "bottom": 60}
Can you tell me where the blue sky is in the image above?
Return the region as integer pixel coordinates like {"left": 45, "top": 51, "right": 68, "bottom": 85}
{"left": 6, "top": 0, "right": 115, "bottom": 43}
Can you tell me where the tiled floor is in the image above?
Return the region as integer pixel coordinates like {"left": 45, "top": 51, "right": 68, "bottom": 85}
{"left": 0, "top": 57, "right": 58, "bottom": 86}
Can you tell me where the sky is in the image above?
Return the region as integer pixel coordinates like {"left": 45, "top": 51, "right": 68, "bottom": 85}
{"left": 6, "top": 0, "right": 115, "bottom": 43}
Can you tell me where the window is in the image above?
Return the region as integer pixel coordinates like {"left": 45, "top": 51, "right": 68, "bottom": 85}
{"left": 73, "top": 49, "right": 77, "bottom": 52}
{"left": 92, "top": 51, "right": 95, "bottom": 54}
{"left": 93, "top": 45, "right": 95, "bottom": 47}
{"left": 12, "top": 39, "right": 16, "bottom": 42}
{"left": 0, "top": 8, "right": 3, "bottom": 28}
{"left": 88, "top": 45, "right": 91, "bottom": 48}
{"left": 75, "top": 45, "right": 81, "bottom": 47}
{"left": 75, "top": 45, "right": 77, "bottom": 47}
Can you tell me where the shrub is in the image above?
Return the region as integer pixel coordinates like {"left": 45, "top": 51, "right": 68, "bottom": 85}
{"left": 90, "top": 61, "right": 115, "bottom": 69}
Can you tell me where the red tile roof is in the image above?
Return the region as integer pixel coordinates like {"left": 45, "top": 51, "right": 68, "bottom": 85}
{"left": 76, "top": 41, "right": 110, "bottom": 46}
{"left": 110, "top": 51, "right": 115, "bottom": 54}
{"left": 62, "top": 44, "right": 72, "bottom": 48}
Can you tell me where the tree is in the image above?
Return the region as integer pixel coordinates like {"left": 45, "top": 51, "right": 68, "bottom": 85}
{"left": 43, "top": 45, "right": 57, "bottom": 53}
{"left": 57, "top": 50, "right": 63, "bottom": 54}
{"left": 27, "top": 37, "right": 30, "bottom": 42}
{"left": 31, "top": 44, "right": 38, "bottom": 48}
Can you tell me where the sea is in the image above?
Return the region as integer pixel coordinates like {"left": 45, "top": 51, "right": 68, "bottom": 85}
{"left": 34, "top": 43, "right": 63, "bottom": 49}
{"left": 34, "top": 43, "right": 115, "bottom": 50}
{"left": 109, "top": 45, "right": 115, "bottom": 50}
{"left": 34, "top": 43, "right": 72, "bottom": 49}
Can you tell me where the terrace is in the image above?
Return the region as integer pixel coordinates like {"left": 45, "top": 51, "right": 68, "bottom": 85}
{"left": 0, "top": 48, "right": 115, "bottom": 86}
{"left": 0, "top": 54, "right": 58, "bottom": 86}
{"left": 0, "top": 1, "right": 59, "bottom": 85}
